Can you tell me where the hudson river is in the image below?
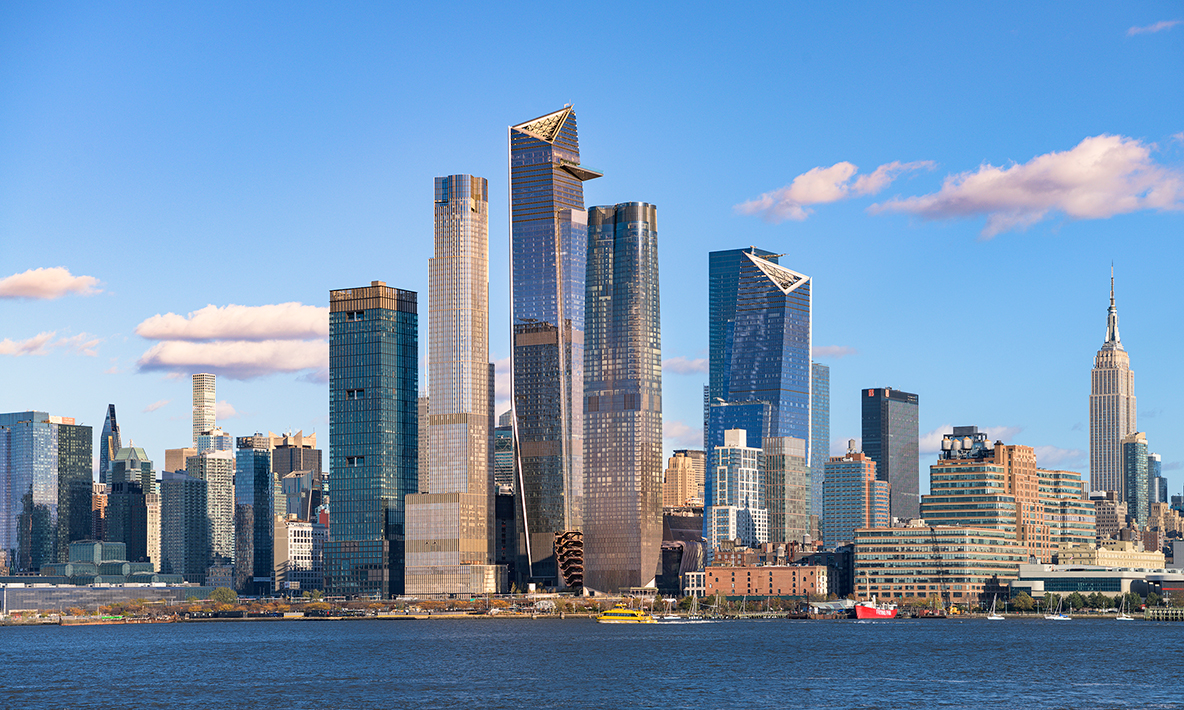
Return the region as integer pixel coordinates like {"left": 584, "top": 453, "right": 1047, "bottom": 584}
{"left": 5, "top": 617, "right": 1182, "bottom": 709}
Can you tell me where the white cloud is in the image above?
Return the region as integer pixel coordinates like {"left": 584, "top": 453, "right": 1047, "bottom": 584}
{"left": 736, "top": 160, "right": 934, "bottom": 222}
{"left": 143, "top": 399, "right": 170, "bottom": 413}
{"left": 871, "top": 134, "right": 1184, "bottom": 238}
{"left": 0, "top": 332, "right": 57, "bottom": 356}
{"left": 0, "top": 267, "right": 101, "bottom": 299}
{"left": 216, "top": 400, "right": 238, "bottom": 419}
{"left": 1127, "top": 19, "right": 1182, "bottom": 36}
{"left": 663, "top": 356, "right": 708, "bottom": 375}
{"left": 1173, "top": 132, "right": 1184, "bottom": 145}
{"left": 982, "top": 425, "right": 1024, "bottom": 442}
{"left": 137, "top": 339, "right": 328, "bottom": 380}
{"left": 1034, "top": 445, "right": 1086, "bottom": 469}
{"left": 663, "top": 420, "right": 703, "bottom": 449}
{"left": 104, "top": 366, "right": 119, "bottom": 374}
{"left": 812, "top": 345, "right": 857, "bottom": 359}
{"left": 0, "top": 331, "right": 101, "bottom": 357}
{"left": 136, "top": 302, "right": 328, "bottom": 342}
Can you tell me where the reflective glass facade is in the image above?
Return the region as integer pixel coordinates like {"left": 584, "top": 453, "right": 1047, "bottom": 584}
{"left": 707, "top": 248, "right": 777, "bottom": 408}
{"left": 809, "top": 362, "right": 830, "bottom": 518}
{"left": 99, "top": 404, "right": 120, "bottom": 486}
{"left": 1122, "top": 433, "right": 1149, "bottom": 526}
{"left": 509, "top": 107, "right": 601, "bottom": 584}
{"left": 0, "top": 412, "right": 92, "bottom": 571}
{"left": 861, "top": 388, "right": 920, "bottom": 519}
{"left": 327, "top": 282, "right": 418, "bottom": 597}
{"left": 582, "top": 202, "right": 662, "bottom": 592}
{"left": 823, "top": 452, "right": 888, "bottom": 547}
{"left": 493, "top": 425, "right": 514, "bottom": 490}
{"left": 235, "top": 444, "right": 275, "bottom": 594}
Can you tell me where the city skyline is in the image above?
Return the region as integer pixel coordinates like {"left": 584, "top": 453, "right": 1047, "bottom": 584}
{"left": 3, "top": 4, "right": 1183, "bottom": 496}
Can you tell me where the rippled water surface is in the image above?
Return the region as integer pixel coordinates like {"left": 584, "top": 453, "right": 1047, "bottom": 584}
{"left": 4, "top": 617, "right": 1182, "bottom": 709}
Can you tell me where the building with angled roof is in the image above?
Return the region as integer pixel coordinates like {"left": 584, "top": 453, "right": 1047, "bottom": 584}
{"left": 99, "top": 404, "right": 121, "bottom": 485}
{"left": 509, "top": 106, "right": 601, "bottom": 588}
{"left": 1090, "top": 269, "right": 1136, "bottom": 495}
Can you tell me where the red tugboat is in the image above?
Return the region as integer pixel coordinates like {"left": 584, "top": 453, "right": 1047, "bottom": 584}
{"left": 854, "top": 596, "right": 898, "bottom": 619}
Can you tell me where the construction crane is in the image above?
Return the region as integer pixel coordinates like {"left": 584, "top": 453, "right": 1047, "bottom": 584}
{"left": 930, "top": 525, "right": 953, "bottom": 614}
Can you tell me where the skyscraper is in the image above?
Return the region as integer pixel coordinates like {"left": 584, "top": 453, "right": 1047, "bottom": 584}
{"left": 325, "top": 281, "right": 418, "bottom": 598}
{"left": 186, "top": 450, "right": 235, "bottom": 565}
{"left": 1150, "top": 453, "right": 1165, "bottom": 505}
{"left": 192, "top": 373, "right": 216, "bottom": 446}
{"left": 705, "top": 429, "right": 767, "bottom": 551}
{"left": 405, "top": 175, "right": 503, "bottom": 596}
{"left": 417, "top": 396, "right": 430, "bottom": 493}
{"left": 822, "top": 442, "right": 888, "bottom": 547}
{"left": 707, "top": 247, "right": 778, "bottom": 409}
{"left": 509, "top": 106, "right": 601, "bottom": 585}
{"left": 1122, "top": 432, "right": 1149, "bottom": 527}
{"left": 160, "top": 469, "right": 209, "bottom": 583}
{"left": 764, "top": 436, "right": 810, "bottom": 544}
{"left": 809, "top": 362, "right": 830, "bottom": 519}
{"left": 582, "top": 202, "right": 663, "bottom": 593}
{"left": 235, "top": 436, "right": 276, "bottom": 595}
{"left": 0, "top": 412, "right": 93, "bottom": 570}
{"left": 99, "top": 404, "right": 121, "bottom": 485}
{"left": 861, "top": 387, "right": 920, "bottom": 519}
{"left": 1090, "top": 270, "right": 1136, "bottom": 495}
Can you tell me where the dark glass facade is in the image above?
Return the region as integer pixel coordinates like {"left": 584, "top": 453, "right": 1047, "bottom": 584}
{"left": 861, "top": 388, "right": 920, "bottom": 519}
{"left": 235, "top": 444, "right": 275, "bottom": 595}
{"left": 326, "top": 282, "right": 417, "bottom": 597}
{"left": 493, "top": 425, "right": 514, "bottom": 490}
{"left": 810, "top": 362, "right": 830, "bottom": 519}
{"left": 106, "top": 481, "right": 151, "bottom": 563}
{"left": 509, "top": 107, "right": 601, "bottom": 585}
{"left": 1122, "top": 435, "right": 1149, "bottom": 527}
{"left": 582, "top": 203, "right": 662, "bottom": 592}
{"left": 99, "top": 404, "right": 120, "bottom": 486}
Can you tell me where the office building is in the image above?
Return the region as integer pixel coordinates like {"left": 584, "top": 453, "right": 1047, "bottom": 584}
{"left": 325, "top": 281, "right": 418, "bottom": 598}
{"left": 235, "top": 436, "right": 276, "bottom": 595}
{"left": 91, "top": 482, "right": 107, "bottom": 541}
{"left": 664, "top": 452, "right": 702, "bottom": 508}
{"left": 192, "top": 373, "right": 216, "bottom": 446}
{"left": 862, "top": 387, "right": 920, "bottom": 520}
{"left": 160, "top": 470, "right": 209, "bottom": 583}
{"left": 186, "top": 450, "right": 235, "bottom": 564}
{"left": 582, "top": 202, "right": 663, "bottom": 593}
{"left": 822, "top": 443, "right": 888, "bottom": 547}
{"left": 1040, "top": 468, "right": 1096, "bottom": 548}
{"left": 98, "top": 404, "right": 121, "bottom": 485}
{"left": 1149, "top": 452, "right": 1165, "bottom": 506}
{"left": 810, "top": 362, "right": 830, "bottom": 519}
{"left": 196, "top": 427, "right": 232, "bottom": 454}
{"left": 406, "top": 174, "right": 502, "bottom": 596}
{"left": 106, "top": 481, "right": 160, "bottom": 569}
{"left": 0, "top": 412, "right": 93, "bottom": 571}
{"left": 764, "top": 436, "right": 810, "bottom": 544}
{"left": 705, "top": 429, "right": 768, "bottom": 551}
{"left": 1092, "top": 491, "right": 1127, "bottom": 541}
{"left": 417, "top": 396, "right": 430, "bottom": 493}
{"left": 164, "top": 447, "right": 196, "bottom": 473}
{"left": 274, "top": 516, "right": 327, "bottom": 593}
{"left": 110, "top": 447, "right": 157, "bottom": 493}
{"left": 493, "top": 424, "right": 514, "bottom": 491}
{"left": 854, "top": 526, "right": 1024, "bottom": 605}
{"left": 509, "top": 106, "right": 601, "bottom": 586}
{"left": 269, "top": 431, "right": 321, "bottom": 479}
{"left": 1090, "top": 270, "right": 1136, "bottom": 494}
{"left": 707, "top": 247, "right": 778, "bottom": 409}
{"left": 1122, "top": 432, "right": 1149, "bottom": 527}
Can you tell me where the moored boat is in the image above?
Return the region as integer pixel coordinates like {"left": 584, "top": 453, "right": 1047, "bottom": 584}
{"left": 596, "top": 606, "right": 656, "bottom": 624}
{"left": 854, "top": 596, "right": 898, "bottom": 620}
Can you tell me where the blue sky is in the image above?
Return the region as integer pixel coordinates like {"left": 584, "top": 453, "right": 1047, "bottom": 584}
{"left": 2, "top": 3, "right": 1181, "bottom": 493}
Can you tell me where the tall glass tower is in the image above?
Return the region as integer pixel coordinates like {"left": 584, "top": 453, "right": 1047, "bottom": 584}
{"left": 405, "top": 175, "right": 505, "bottom": 596}
{"left": 99, "top": 404, "right": 121, "bottom": 485}
{"left": 326, "top": 282, "right": 418, "bottom": 597}
{"left": 861, "top": 387, "right": 920, "bottom": 519}
{"left": 509, "top": 106, "right": 601, "bottom": 585}
{"left": 1122, "top": 432, "right": 1149, "bottom": 527}
{"left": 707, "top": 248, "right": 778, "bottom": 419}
{"left": 582, "top": 202, "right": 662, "bottom": 592}
{"left": 809, "top": 362, "right": 830, "bottom": 520}
{"left": 1090, "top": 269, "right": 1136, "bottom": 495}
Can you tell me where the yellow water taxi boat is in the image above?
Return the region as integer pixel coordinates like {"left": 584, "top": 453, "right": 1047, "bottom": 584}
{"left": 595, "top": 606, "right": 656, "bottom": 624}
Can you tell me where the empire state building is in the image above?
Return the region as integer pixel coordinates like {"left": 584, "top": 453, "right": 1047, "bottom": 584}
{"left": 1089, "top": 270, "right": 1136, "bottom": 494}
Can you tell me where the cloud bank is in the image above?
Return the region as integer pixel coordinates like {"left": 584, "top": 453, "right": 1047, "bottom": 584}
{"left": 0, "top": 331, "right": 101, "bottom": 357}
{"left": 812, "top": 345, "right": 857, "bottom": 359}
{"left": 663, "top": 356, "right": 708, "bottom": 375}
{"left": 143, "top": 399, "right": 170, "bottom": 413}
{"left": 136, "top": 302, "right": 329, "bottom": 380}
{"left": 0, "top": 267, "right": 101, "bottom": 299}
{"left": 1127, "top": 19, "right": 1181, "bottom": 36}
{"left": 871, "top": 134, "right": 1184, "bottom": 237}
{"left": 663, "top": 420, "right": 703, "bottom": 449}
{"left": 736, "top": 160, "right": 934, "bottom": 222}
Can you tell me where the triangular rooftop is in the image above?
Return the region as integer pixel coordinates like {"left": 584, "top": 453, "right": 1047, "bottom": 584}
{"left": 512, "top": 107, "right": 572, "bottom": 143}
{"left": 744, "top": 252, "right": 809, "bottom": 294}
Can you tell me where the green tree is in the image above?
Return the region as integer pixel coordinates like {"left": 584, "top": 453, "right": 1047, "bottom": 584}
{"left": 1067, "top": 592, "right": 1085, "bottom": 610}
{"left": 1146, "top": 592, "right": 1162, "bottom": 607}
{"left": 1042, "top": 592, "right": 1057, "bottom": 612}
{"left": 210, "top": 587, "right": 238, "bottom": 605}
{"left": 1012, "top": 592, "right": 1035, "bottom": 612}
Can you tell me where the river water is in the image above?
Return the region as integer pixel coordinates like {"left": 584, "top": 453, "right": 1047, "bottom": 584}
{"left": 6, "top": 617, "right": 1181, "bottom": 709}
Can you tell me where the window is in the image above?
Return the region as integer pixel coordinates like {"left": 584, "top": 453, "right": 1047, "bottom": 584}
{"left": 347, "top": 456, "right": 364, "bottom": 467}
{"left": 347, "top": 389, "right": 364, "bottom": 400}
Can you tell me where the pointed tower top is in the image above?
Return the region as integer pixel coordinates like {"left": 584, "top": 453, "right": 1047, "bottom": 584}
{"left": 1105, "top": 265, "right": 1122, "bottom": 347}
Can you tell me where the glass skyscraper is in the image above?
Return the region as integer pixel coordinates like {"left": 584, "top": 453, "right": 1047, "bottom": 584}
{"left": 582, "top": 202, "right": 663, "bottom": 592}
{"left": 405, "top": 175, "right": 504, "bottom": 596}
{"left": 160, "top": 469, "right": 209, "bottom": 583}
{"left": 99, "top": 404, "right": 120, "bottom": 486}
{"left": 1122, "top": 432, "right": 1149, "bottom": 527}
{"left": 509, "top": 106, "right": 601, "bottom": 585}
{"left": 326, "top": 281, "right": 418, "bottom": 598}
{"left": 234, "top": 439, "right": 275, "bottom": 595}
{"left": 809, "top": 362, "right": 830, "bottom": 520}
{"left": 861, "top": 387, "right": 920, "bottom": 520}
{"left": 707, "top": 247, "right": 778, "bottom": 410}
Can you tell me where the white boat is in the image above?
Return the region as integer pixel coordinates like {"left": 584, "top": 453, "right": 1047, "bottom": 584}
{"left": 1116, "top": 596, "right": 1134, "bottom": 622}
{"left": 1044, "top": 596, "right": 1071, "bottom": 621}
{"left": 987, "top": 594, "right": 1004, "bottom": 621}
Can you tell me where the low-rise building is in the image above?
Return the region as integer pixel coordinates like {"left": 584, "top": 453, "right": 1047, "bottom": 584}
{"left": 1055, "top": 540, "right": 1165, "bottom": 569}
{"left": 1011, "top": 563, "right": 1172, "bottom": 598}
{"left": 704, "top": 565, "right": 828, "bottom": 599}
{"left": 274, "top": 515, "right": 327, "bottom": 593}
{"left": 854, "top": 525, "right": 1024, "bottom": 605}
